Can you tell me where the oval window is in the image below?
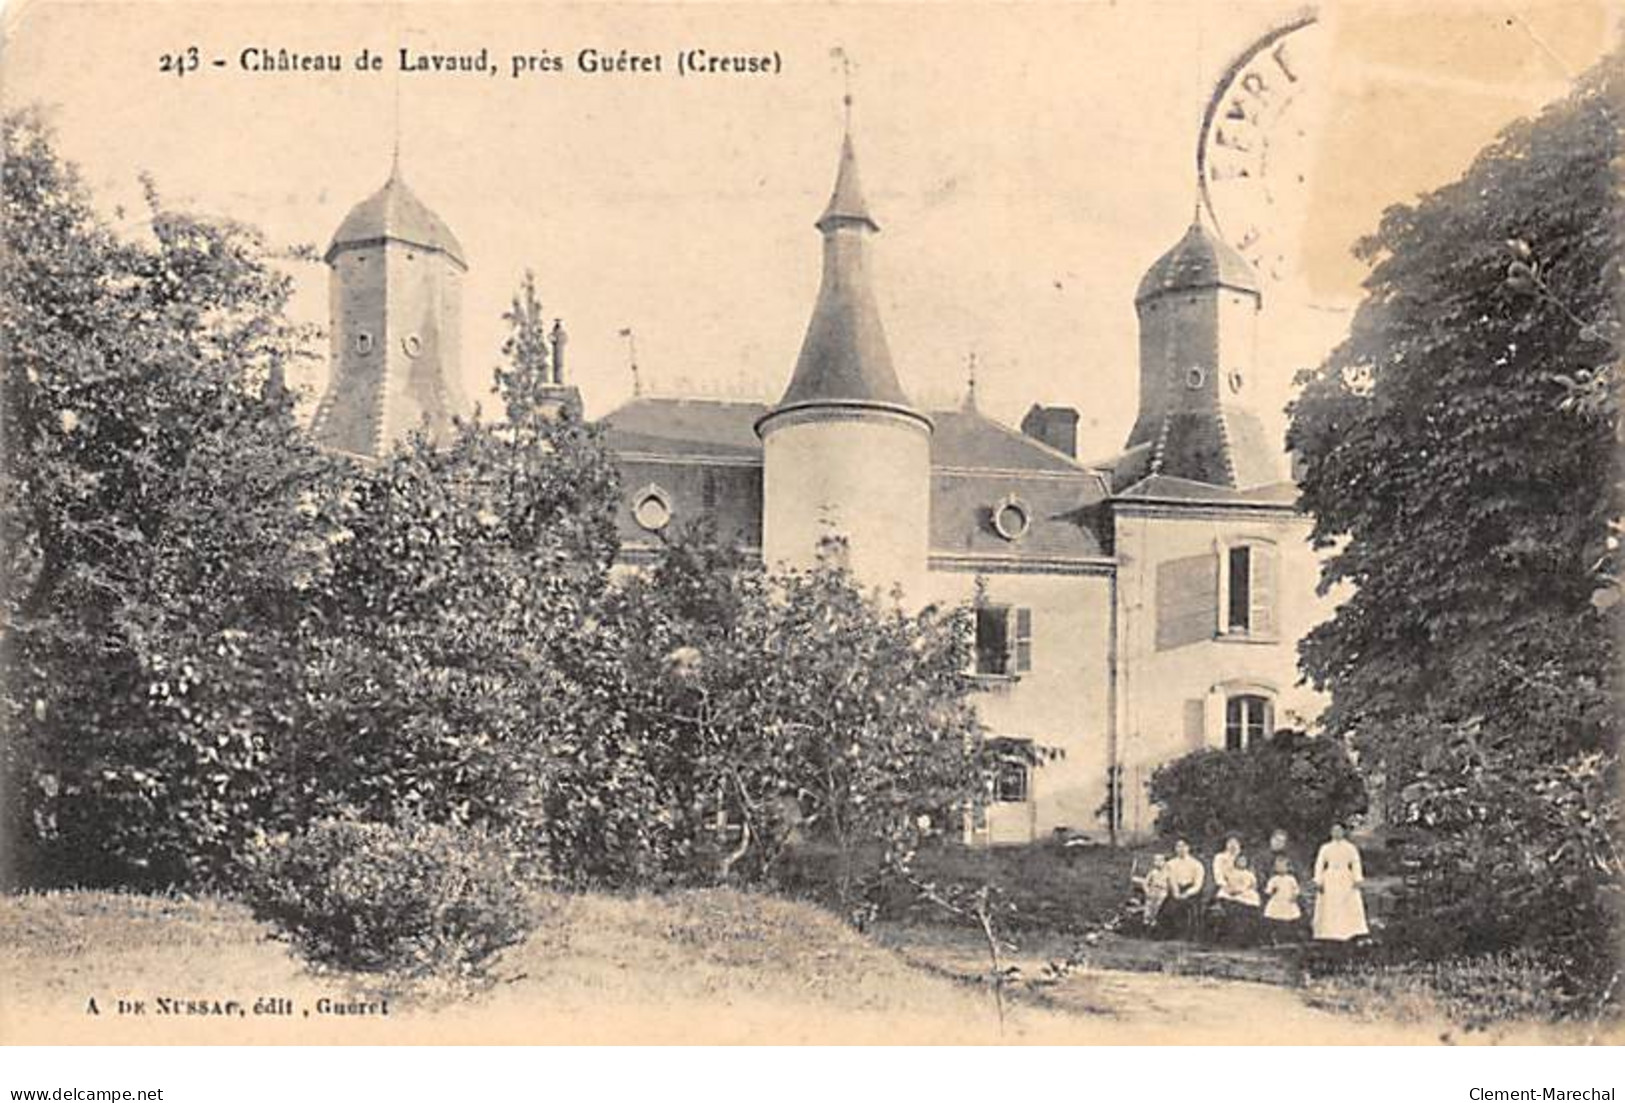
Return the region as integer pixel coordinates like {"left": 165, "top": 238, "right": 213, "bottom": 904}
{"left": 1185, "top": 367, "right": 1206, "bottom": 390}
{"left": 632, "top": 487, "right": 672, "bottom": 532}
{"left": 992, "top": 495, "right": 1031, "bottom": 541}
{"left": 1227, "top": 369, "right": 1245, "bottom": 394}
{"left": 402, "top": 333, "right": 423, "bottom": 358}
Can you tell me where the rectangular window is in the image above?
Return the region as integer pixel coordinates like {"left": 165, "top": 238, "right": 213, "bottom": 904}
{"left": 989, "top": 738, "right": 1034, "bottom": 802}
{"left": 995, "top": 759, "right": 1029, "bottom": 802}
{"left": 975, "top": 606, "right": 1010, "bottom": 675}
{"left": 975, "top": 606, "right": 1033, "bottom": 676}
{"left": 1228, "top": 545, "right": 1252, "bottom": 632}
{"left": 1225, "top": 695, "right": 1273, "bottom": 750}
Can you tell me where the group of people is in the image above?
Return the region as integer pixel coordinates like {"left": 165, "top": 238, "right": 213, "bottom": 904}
{"left": 1129, "top": 824, "right": 1369, "bottom": 947}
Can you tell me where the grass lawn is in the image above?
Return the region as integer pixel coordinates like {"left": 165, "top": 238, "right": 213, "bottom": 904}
{"left": 11, "top": 884, "right": 1593, "bottom": 1045}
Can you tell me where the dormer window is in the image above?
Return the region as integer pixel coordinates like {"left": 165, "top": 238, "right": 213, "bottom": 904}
{"left": 354, "top": 331, "right": 375, "bottom": 355}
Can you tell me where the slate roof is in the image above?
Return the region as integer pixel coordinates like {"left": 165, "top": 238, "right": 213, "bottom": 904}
{"left": 1135, "top": 217, "right": 1259, "bottom": 304}
{"left": 930, "top": 408, "right": 1086, "bottom": 474}
{"left": 1114, "top": 473, "right": 1299, "bottom": 507}
{"left": 600, "top": 397, "right": 768, "bottom": 458}
{"left": 597, "top": 397, "right": 1112, "bottom": 560}
{"left": 1101, "top": 411, "right": 1284, "bottom": 498}
{"left": 326, "top": 168, "right": 467, "bottom": 267}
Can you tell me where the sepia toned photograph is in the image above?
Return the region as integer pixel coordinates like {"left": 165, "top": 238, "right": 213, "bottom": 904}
{"left": 0, "top": 0, "right": 1619, "bottom": 1052}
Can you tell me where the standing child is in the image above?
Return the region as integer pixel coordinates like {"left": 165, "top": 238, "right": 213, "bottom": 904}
{"left": 1263, "top": 855, "right": 1303, "bottom": 944}
{"left": 1133, "top": 854, "right": 1171, "bottom": 930}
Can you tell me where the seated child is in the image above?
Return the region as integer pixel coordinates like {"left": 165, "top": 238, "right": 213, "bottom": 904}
{"left": 1262, "top": 855, "right": 1303, "bottom": 944}
{"left": 1130, "top": 854, "right": 1170, "bottom": 929}
{"left": 1213, "top": 853, "right": 1261, "bottom": 944}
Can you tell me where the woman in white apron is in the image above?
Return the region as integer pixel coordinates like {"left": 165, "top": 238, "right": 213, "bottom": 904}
{"left": 1312, "top": 823, "right": 1369, "bottom": 941}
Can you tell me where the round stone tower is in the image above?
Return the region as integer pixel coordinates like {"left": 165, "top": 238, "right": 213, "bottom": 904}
{"left": 312, "top": 160, "right": 470, "bottom": 458}
{"left": 756, "top": 128, "right": 932, "bottom": 595}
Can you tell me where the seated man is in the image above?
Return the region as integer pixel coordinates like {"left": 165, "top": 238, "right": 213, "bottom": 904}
{"left": 1155, "top": 839, "right": 1205, "bottom": 940}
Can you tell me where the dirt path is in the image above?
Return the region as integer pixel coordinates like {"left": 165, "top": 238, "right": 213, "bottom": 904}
{"left": 875, "top": 927, "right": 1467, "bottom": 1044}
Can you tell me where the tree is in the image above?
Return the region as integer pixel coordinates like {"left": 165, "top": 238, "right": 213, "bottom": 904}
{"left": 267, "top": 274, "right": 625, "bottom": 874}
{"left": 0, "top": 117, "right": 628, "bottom": 888}
{"left": 1, "top": 107, "right": 333, "bottom": 886}
{"left": 1286, "top": 51, "right": 1621, "bottom": 1002}
{"left": 605, "top": 525, "right": 989, "bottom": 900}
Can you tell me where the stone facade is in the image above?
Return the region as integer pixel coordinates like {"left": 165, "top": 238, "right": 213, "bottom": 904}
{"left": 597, "top": 131, "right": 1329, "bottom": 844}
{"left": 310, "top": 135, "right": 1330, "bottom": 845}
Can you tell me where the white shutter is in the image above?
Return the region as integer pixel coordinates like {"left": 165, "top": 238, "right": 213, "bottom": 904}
{"left": 1249, "top": 545, "right": 1277, "bottom": 637}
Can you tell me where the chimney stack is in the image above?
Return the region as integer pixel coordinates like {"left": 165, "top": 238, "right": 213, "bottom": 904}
{"left": 1020, "top": 404, "right": 1079, "bottom": 458}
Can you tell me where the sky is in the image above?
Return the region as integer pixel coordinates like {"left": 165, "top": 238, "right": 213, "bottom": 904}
{"left": 3, "top": 0, "right": 1616, "bottom": 462}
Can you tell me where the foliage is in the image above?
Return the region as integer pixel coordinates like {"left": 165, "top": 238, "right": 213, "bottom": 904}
{"left": 1147, "top": 729, "right": 1368, "bottom": 849}
{"left": 237, "top": 271, "right": 624, "bottom": 873}
{"left": 2, "top": 106, "right": 332, "bottom": 887}
{"left": 1385, "top": 719, "right": 1620, "bottom": 1003}
{"left": 1285, "top": 51, "right": 1622, "bottom": 1008}
{"left": 0, "top": 111, "right": 626, "bottom": 890}
{"left": 601, "top": 523, "right": 990, "bottom": 899}
{"left": 242, "top": 813, "right": 532, "bottom": 978}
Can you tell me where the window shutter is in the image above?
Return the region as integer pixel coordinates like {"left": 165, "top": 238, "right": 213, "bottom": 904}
{"left": 1156, "top": 554, "right": 1220, "bottom": 650}
{"left": 1014, "top": 608, "right": 1033, "bottom": 672}
{"left": 1249, "top": 545, "right": 1277, "bottom": 637}
{"left": 1183, "top": 699, "right": 1206, "bottom": 747}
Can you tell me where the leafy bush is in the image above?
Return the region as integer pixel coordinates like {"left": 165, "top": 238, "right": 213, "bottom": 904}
{"left": 1382, "top": 718, "right": 1620, "bottom": 1013}
{"left": 242, "top": 814, "right": 533, "bottom": 979}
{"left": 1148, "top": 729, "right": 1368, "bottom": 848}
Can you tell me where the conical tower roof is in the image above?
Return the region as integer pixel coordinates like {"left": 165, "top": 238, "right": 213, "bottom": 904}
{"left": 765, "top": 129, "right": 925, "bottom": 425}
{"left": 325, "top": 165, "right": 466, "bottom": 268}
{"left": 816, "top": 133, "right": 880, "bottom": 233}
{"left": 1135, "top": 211, "right": 1258, "bottom": 304}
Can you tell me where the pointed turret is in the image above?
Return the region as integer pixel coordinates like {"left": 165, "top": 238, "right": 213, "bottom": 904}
{"left": 764, "top": 128, "right": 924, "bottom": 421}
{"left": 757, "top": 117, "right": 932, "bottom": 594}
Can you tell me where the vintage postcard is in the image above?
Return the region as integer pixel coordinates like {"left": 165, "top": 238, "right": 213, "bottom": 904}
{"left": 1, "top": 0, "right": 1619, "bottom": 1048}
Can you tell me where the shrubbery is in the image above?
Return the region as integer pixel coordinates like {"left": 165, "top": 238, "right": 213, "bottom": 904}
{"left": 1383, "top": 719, "right": 1620, "bottom": 1007}
{"left": 1148, "top": 729, "right": 1368, "bottom": 847}
{"left": 242, "top": 814, "right": 533, "bottom": 978}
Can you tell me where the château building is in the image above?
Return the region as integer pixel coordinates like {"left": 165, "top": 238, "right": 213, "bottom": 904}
{"left": 311, "top": 129, "right": 1326, "bottom": 844}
